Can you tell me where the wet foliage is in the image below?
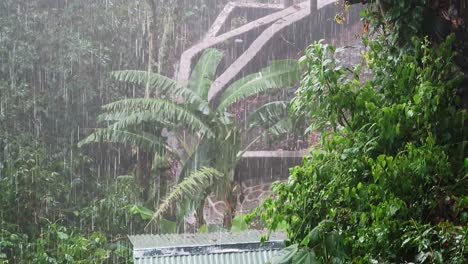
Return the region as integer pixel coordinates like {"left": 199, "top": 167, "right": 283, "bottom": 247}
{"left": 79, "top": 49, "right": 300, "bottom": 229}
{"left": 0, "top": 0, "right": 229, "bottom": 262}
{"left": 252, "top": 33, "right": 467, "bottom": 264}
{"left": 1, "top": 0, "right": 467, "bottom": 263}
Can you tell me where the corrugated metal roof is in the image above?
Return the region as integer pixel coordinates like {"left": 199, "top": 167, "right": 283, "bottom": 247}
{"left": 134, "top": 249, "right": 279, "bottom": 264}
{"left": 129, "top": 230, "right": 285, "bottom": 249}
{"left": 129, "top": 231, "right": 286, "bottom": 264}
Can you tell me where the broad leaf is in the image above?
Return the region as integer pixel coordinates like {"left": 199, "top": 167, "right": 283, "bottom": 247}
{"left": 293, "top": 249, "right": 319, "bottom": 264}
{"left": 101, "top": 99, "right": 215, "bottom": 138}
{"left": 111, "top": 70, "right": 212, "bottom": 114}
{"left": 127, "top": 205, "right": 154, "bottom": 220}
{"left": 246, "top": 100, "right": 293, "bottom": 137}
{"left": 78, "top": 128, "right": 168, "bottom": 153}
{"left": 268, "top": 244, "right": 299, "bottom": 264}
{"left": 265, "top": 118, "right": 293, "bottom": 137}
{"left": 217, "top": 60, "right": 299, "bottom": 111}
{"left": 247, "top": 100, "right": 290, "bottom": 127}
{"left": 111, "top": 70, "right": 179, "bottom": 93}
{"left": 188, "top": 48, "right": 223, "bottom": 99}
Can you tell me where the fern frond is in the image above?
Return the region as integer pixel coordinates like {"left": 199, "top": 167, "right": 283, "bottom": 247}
{"left": 111, "top": 70, "right": 212, "bottom": 115}
{"left": 188, "top": 49, "right": 223, "bottom": 100}
{"left": 78, "top": 128, "right": 169, "bottom": 152}
{"left": 217, "top": 60, "right": 299, "bottom": 111}
{"left": 101, "top": 99, "right": 215, "bottom": 138}
{"left": 149, "top": 167, "right": 224, "bottom": 224}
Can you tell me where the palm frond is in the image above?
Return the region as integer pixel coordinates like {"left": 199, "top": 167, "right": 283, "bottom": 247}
{"left": 101, "top": 98, "right": 215, "bottom": 138}
{"left": 217, "top": 60, "right": 300, "bottom": 111}
{"left": 78, "top": 128, "right": 168, "bottom": 152}
{"left": 149, "top": 167, "right": 224, "bottom": 224}
{"left": 111, "top": 70, "right": 212, "bottom": 115}
{"left": 188, "top": 49, "right": 223, "bottom": 100}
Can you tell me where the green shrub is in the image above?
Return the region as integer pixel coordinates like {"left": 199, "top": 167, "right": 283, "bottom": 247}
{"left": 0, "top": 222, "right": 133, "bottom": 264}
{"left": 253, "top": 35, "right": 467, "bottom": 263}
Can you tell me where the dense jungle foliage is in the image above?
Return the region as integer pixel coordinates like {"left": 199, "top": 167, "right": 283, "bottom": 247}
{"left": 253, "top": 1, "right": 468, "bottom": 263}
{"left": 258, "top": 35, "right": 467, "bottom": 264}
{"left": 0, "top": 0, "right": 229, "bottom": 262}
{"left": 1, "top": 0, "right": 467, "bottom": 263}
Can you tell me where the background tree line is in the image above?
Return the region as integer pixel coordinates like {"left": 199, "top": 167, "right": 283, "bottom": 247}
{"left": 0, "top": 0, "right": 229, "bottom": 262}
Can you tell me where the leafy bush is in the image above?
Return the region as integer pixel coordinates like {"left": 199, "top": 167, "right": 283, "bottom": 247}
{"left": 0, "top": 136, "right": 133, "bottom": 263}
{"left": 79, "top": 174, "right": 148, "bottom": 235}
{"left": 24, "top": 224, "right": 109, "bottom": 263}
{"left": 1, "top": 222, "right": 132, "bottom": 264}
{"left": 253, "top": 35, "right": 467, "bottom": 263}
{"left": 0, "top": 135, "right": 68, "bottom": 233}
{"left": 0, "top": 90, "right": 134, "bottom": 262}
{"left": 359, "top": 0, "right": 427, "bottom": 46}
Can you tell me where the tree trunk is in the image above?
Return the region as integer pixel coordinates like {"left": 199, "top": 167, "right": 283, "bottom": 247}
{"left": 196, "top": 198, "right": 206, "bottom": 227}
{"left": 153, "top": 156, "right": 171, "bottom": 204}
{"left": 135, "top": 149, "right": 153, "bottom": 201}
{"left": 134, "top": 0, "right": 158, "bottom": 200}
{"left": 158, "top": 13, "right": 174, "bottom": 76}
{"left": 223, "top": 182, "right": 238, "bottom": 229}
{"left": 145, "top": 0, "right": 158, "bottom": 97}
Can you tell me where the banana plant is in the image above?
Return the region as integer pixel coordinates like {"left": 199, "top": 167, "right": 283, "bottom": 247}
{"left": 79, "top": 48, "right": 300, "bottom": 228}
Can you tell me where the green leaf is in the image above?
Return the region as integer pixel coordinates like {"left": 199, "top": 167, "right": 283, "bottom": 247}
{"left": 127, "top": 205, "right": 153, "bottom": 220}
{"left": 78, "top": 128, "right": 169, "bottom": 153}
{"left": 150, "top": 167, "right": 224, "bottom": 224}
{"left": 101, "top": 98, "right": 215, "bottom": 138}
{"left": 277, "top": 221, "right": 290, "bottom": 231}
{"left": 265, "top": 118, "right": 294, "bottom": 137}
{"left": 111, "top": 70, "right": 179, "bottom": 94}
{"left": 247, "top": 101, "right": 290, "bottom": 126}
{"left": 188, "top": 48, "right": 224, "bottom": 99}
{"left": 293, "top": 249, "right": 318, "bottom": 264}
{"left": 307, "top": 224, "right": 323, "bottom": 243}
{"left": 198, "top": 225, "right": 209, "bottom": 234}
{"left": 111, "top": 70, "right": 211, "bottom": 114}
{"left": 217, "top": 60, "right": 299, "bottom": 111}
{"left": 268, "top": 244, "right": 299, "bottom": 264}
{"left": 57, "top": 232, "right": 69, "bottom": 241}
{"left": 159, "top": 219, "right": 177, "bottom": 234}
{"left": 231, "top": 215, "right": 248, "bottom": 232}
{"left": 300, "top": 236, "right": 310, "bottom": 247}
